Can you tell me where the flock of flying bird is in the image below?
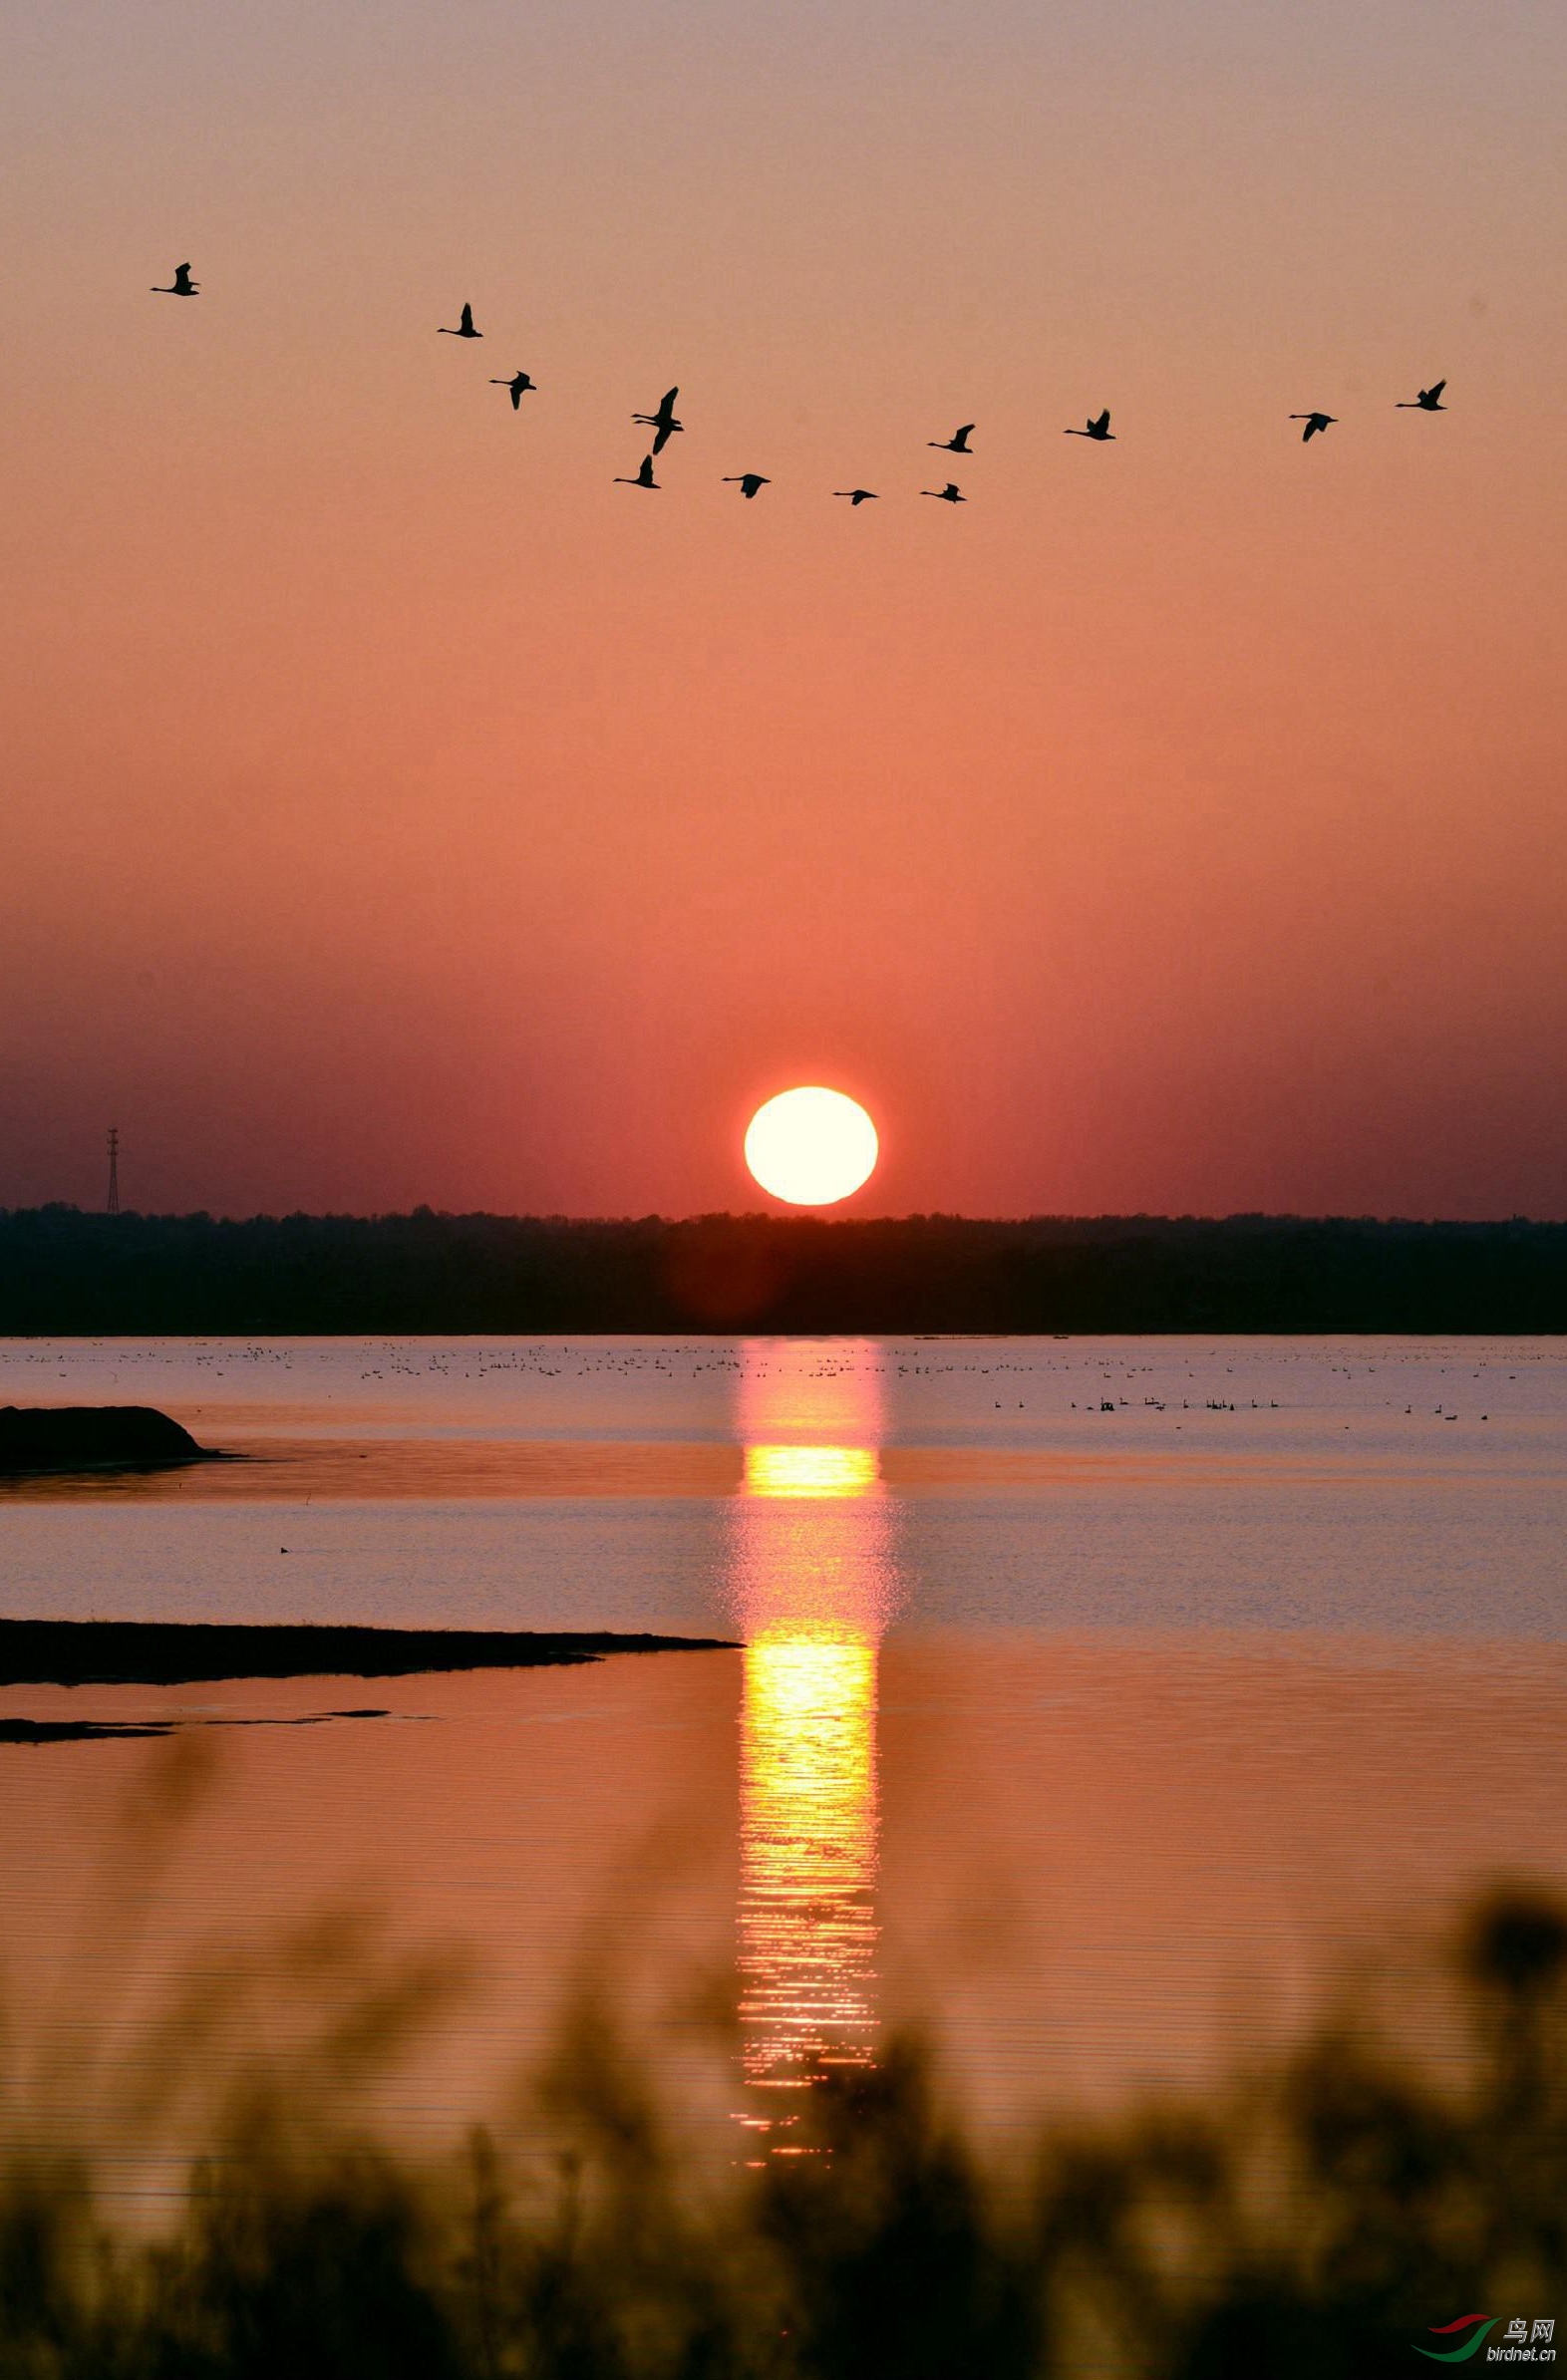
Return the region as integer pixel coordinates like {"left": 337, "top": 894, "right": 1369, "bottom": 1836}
{"left": 151, "top": 268, "right": 1450, "bottom": 498}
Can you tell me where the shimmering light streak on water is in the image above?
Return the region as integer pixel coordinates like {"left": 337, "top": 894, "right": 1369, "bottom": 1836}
{"left": 730, "top": 1343, "right": 900, "bottom": 2141}
{"left": 738, "top": 1634, "right": 879, "bottom": 2131}
{"left": 743, "top": 1444, "right": 879, "bottom": 1499}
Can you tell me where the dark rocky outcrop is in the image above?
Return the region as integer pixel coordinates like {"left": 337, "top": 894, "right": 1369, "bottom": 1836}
{"left": 0, "top": 1404, "right": 213, "bottom": 1475}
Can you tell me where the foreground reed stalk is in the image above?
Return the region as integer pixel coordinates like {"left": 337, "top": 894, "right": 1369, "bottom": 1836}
{"left": 3, "top": 1745, "right": 1563, "bottom": 2378}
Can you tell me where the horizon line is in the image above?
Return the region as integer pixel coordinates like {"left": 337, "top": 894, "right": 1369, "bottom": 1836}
{"left": 4, "top": 1205, "right": 1559, "bottom": 1232}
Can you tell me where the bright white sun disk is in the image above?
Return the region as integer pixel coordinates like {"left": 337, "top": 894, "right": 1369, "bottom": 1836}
{"left": 744, "top": 1086, "right": 879, "bottom": 1207}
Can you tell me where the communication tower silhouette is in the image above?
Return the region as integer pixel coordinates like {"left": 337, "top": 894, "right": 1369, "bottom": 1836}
{"left": 107, "top": 1125, "right": 120, "bottom": 1215}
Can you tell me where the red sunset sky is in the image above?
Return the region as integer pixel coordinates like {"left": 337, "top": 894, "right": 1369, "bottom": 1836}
{"left": 2, "top": 0, "right": 1563, "bottom": 1218}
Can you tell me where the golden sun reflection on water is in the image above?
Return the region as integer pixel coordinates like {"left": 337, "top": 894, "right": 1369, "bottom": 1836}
{"left": 739, "top": 1633, "right": 879, "bottom": 2127}
{"left": 731, "top": 1346, "right": 897, "bottom": 2144}
{"left": 742, "top": 1443, "right": 879, "bottom": 1499}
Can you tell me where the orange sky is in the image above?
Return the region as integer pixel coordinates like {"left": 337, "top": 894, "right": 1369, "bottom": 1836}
{"left": 2, "top": 0, "right": 1564, "bottom": 1217}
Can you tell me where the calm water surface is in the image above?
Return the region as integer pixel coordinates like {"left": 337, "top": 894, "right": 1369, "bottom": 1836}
{"left": 2, "top": 1336, "right": 1563, "bottom": 2186}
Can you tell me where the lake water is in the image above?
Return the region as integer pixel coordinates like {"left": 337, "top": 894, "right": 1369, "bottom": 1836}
{"left": 2, "top": 1335, "right": 1564, "bottom": 2195}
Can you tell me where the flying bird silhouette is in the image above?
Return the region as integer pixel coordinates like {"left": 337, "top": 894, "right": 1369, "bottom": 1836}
{"left": 922, "top": 482, "right": 966, "bottom": 503}
{"left": 834, "top": 488, "right": 878, "bottom": 505}
{"left": 151, "top": 263, "right": 198, "bottom": 297}
{"left": 1397, "top": 380, "right": 1446, "bottom": 412}
{"left": 439, "top": 303, "right": 481, "bottom": 339}
{"left": 1065, "top": 410, "right": 1114, "bottom": 441}
{"left": 489, "top": 371, "right": 536, "bottom": 408}
{"left": 929, "top": 424, "right": 975, "bottom": 454}
{"left": 633, "top": 388, "right": 683, "bottom": 455}
{"left": 723, "top": 473, "right": 771, "bottom": 499}
{"left": 1290, "top": 412, "right": 1337, "bottom": 442}
{"left": 615, "top": 454, "right": 659, "bottom": 490}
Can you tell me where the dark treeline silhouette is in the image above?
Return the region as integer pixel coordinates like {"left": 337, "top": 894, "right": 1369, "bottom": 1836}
{"left": 1, "top": 1207, "right": 1564, "bottom": 1335}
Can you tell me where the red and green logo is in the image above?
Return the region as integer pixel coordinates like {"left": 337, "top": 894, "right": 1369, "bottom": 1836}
{"left": 1415, "top": 2317, "right": 1500, "bottom": 2362}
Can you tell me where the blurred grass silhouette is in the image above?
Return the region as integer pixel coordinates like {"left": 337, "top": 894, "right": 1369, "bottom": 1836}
{"left": 2, "top": 1738, "right": 1563, "bottom": 2378}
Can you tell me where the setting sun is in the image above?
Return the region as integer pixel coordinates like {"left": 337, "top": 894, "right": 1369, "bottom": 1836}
{"left": 744, "top": 1087, "right": 879, "bottom": 1208}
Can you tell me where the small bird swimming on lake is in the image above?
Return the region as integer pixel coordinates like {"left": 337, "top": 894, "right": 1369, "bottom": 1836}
{"left": 615, "top": 453, "right": 659, "bottom": 489}
{"left": 1290, "top": 411, "right": 1337, "bottom": 442}
{"left": 1397, "top": 379, "right": 1446, "bottom": 412}
{"left": 439, "top": 303, "right": 481, "bottom": 338}
{"left": 723, "top": 473, "right": 771, "bottom": 498}
{"left": 834, "top": 488, "right": 878, "bottom": 505}
{"left": 152, "top": 262, "right": 198, "bottom": 297}
{"left": 922, "top": 481, "right": 965, "bottom": 502}
{"left": 489, "top": 371, "right": 536, "bottom": 408}
{"left": 633, "top": 387, "right": 683, "bottom": 455}
{"left": 930, "top": 424, "right": 974, "bottom": 453}
{"left": 1066, "top": 409, "right": 1113, "bottom": 441}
